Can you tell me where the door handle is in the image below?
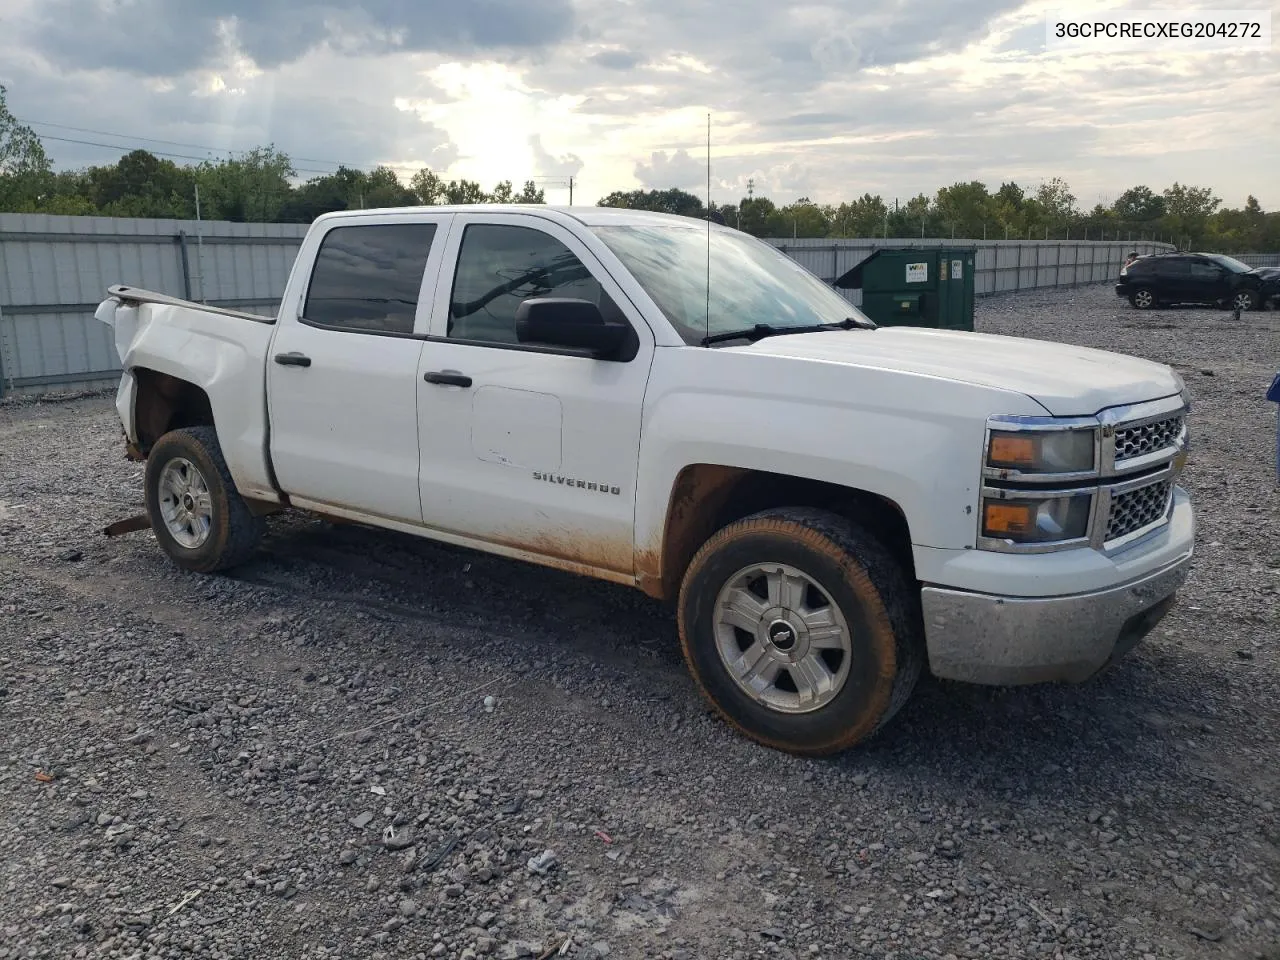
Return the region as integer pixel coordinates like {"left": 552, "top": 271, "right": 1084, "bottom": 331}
{"left": 274, "top": 352, "right": 312, "bottom": 368}
{"left": 423, "top": 371, "right": 472, "bottom": 388}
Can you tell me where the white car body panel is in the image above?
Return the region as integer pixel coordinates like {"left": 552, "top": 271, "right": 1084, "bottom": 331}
{"left": 97, "top": 295, "right": 278, "bottom": 501}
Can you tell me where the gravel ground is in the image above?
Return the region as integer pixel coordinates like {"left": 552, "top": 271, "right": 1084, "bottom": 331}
{"left": 1, "top": 283, "right": 1276, "bottom": 960}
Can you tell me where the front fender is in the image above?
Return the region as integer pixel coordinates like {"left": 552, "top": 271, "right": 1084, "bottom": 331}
{"left": 633, "top": 347, "right": 1047, "bottom": 587}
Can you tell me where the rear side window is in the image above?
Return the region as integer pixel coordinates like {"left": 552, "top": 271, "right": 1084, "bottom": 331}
{"left": 1127, "top": 259, "right": 1155, "bottom": 274}
{"left": 304, "top": 223, "right": 437, "bottom": 335}
{"left": 1156, "top": 258, "right": 1190, "bottom": 278}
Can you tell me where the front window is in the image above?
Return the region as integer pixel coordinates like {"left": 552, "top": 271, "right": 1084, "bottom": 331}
{"left": 1204, "top": 254, "right": 1253, "bottom": 274}
{"left": 448, "top": 224, "right": 608, "bottom": 344}
{"left": 591, "top": 223, "right": 868, "bottom": 345}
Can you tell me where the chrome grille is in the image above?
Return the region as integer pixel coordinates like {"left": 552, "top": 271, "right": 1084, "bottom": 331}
{"left": 1107, "top": 480, "right": 1173, "bottom": 541}
{"left": 1115, "top": 415, "right": 1183, "bottom": 462}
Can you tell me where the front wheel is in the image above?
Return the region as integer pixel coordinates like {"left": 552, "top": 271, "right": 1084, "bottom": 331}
{"left": 677, "top": 508, "right": 922, "bottom": 755}
{"left": 1129, "top": 288, "right": 1156, "bottom": 310}
{"left": 1230, "top": 290, "right": 1258, "bottom": 312}
{"left": 144, "top": 426, "right": 265, "bottom": 573}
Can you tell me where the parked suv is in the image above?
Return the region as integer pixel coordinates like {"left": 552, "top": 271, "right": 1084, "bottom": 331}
{"left": 1116, "top": 252, "right": 1275, "bottom": 311}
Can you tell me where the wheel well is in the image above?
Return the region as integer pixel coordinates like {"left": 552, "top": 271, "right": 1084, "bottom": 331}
{"left": 132, "top": 369, "right": 215, "bottom": 455}
{"left": 639, "top": 464, "right": 915, "bottom": 602}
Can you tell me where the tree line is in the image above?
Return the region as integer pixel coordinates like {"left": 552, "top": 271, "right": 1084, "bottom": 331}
{"left": 2, "top": 86, "right": 1276, "bottom": 251}
{"left": 600, "top": 181, "right": 1279, "bottom": 253}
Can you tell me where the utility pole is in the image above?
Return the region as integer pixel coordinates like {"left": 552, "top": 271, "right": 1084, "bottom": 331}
{"left": 569, "top": 177, "right": 574, "bottom": 205}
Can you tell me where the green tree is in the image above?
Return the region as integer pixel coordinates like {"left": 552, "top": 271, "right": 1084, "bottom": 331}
{"left": 442, "top": 179, "right": 488, "bottom": 204}
{"left": 410, "top": 168, "right": 444, "bottom": 205}
{"left": 1112, "top": 185, "right": 1165, "bottom": 222}
{"left": 278, "top": 166, "right": 366, "bottom": 222}
{"left": 737, "top": 195, "right": 777, "bottom": 236}
{"left": 361, "top": 166, "right": 417, "bottom": 208}
{"left": 597, "top": 188, "right": 706, "bottom": 217}
{"left": 1160, "top": 182, "right": 1220, "bottom": 247}
{"left": 934, "top": 181, "right": 993, "bottom": 238}
{"left": 196, "top": 147, "right": 295, "bottom": 222}
{"left": 0, "top": 84, "right": 53, "bottom": 211}
{"left": 774, "top": 197, "right": 829, "bottom": 238}
{"left": 829, "top": 193, "right": 888, "bottom": 237}
{"left": 515, "top": 180, "right": 546, "bottom": 203}
{"left": 1035, "top": 177, "right": 1077, "bottom": 223}
{"left": 83, "top": 149, "right": 197, "bottom": 218}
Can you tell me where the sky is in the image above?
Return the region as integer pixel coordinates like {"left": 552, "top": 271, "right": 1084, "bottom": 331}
{"left": 1, "top": 0, "right": 1277, "bottom": 210}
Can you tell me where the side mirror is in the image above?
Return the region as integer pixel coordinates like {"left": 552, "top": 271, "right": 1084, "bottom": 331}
{"left": 515, "top": 298, "right": 628, "bottom": 358}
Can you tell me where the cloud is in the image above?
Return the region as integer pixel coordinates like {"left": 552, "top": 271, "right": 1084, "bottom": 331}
{"left": 21, "top": 0, "right": 577, "bottom": 76}
{"left": 3, "top": 0, "right": 1278, "bottom": 212}
{"left": 530, "top": 135, "right": 583, "bottom": 179}
{"left": 589, "top": 50, "right": 645, "bottom": 71}
{"left": 634, "top": 150, "right": 707, "bottom": 191}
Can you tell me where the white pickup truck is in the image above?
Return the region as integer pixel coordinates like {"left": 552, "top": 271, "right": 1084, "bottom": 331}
{"left": 96, "top": 205, "right": 1194, "bottom": 755}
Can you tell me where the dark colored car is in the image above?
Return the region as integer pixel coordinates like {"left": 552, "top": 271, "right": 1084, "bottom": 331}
{"left": 1115, "top": 252, "right": 1277, "bottom": 311}
{"left": 1256, "top": 267, "right": 1280, "bottom": 308}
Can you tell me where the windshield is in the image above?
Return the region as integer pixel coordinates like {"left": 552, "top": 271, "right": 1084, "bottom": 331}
{"left": 590, "top": 223, "right": 869, "bottom": 345}
{"left": 1205, "top": 254, "right": 1254, "bottom": 273}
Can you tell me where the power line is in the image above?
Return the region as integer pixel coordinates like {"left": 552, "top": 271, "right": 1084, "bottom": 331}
{"left": 29, "top": 133, "right": 350, "bottom": 177}
{"left": 19, "top": 118, "right": 363, "bottom": 174}
{"left": 22, "top": 117, "right": 355, "bottom": 168}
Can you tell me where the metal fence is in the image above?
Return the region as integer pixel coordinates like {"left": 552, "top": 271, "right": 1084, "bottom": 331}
{"left": 0, "top": 213, "right": 307, "bottom": 397}
{"left": 0, "top": 212, "right": 1227, "bottom": 397}
{"left": 1228, "top": 253, "right": 1280, "bottom": 269}
{"left": 764, "top": 238, "right": 1174, "bottom": 308}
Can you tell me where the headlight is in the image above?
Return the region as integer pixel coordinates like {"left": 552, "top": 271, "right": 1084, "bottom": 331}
{"left": 981, "top": 494, "right": 1092, "bottom": 544}
{"left": 986, "top": 428, "right": 1096, "bottom": 474}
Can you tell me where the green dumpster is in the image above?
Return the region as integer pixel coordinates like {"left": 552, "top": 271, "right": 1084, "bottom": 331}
{"left": 834, "top": 248, "right": 976, "bottom": 331}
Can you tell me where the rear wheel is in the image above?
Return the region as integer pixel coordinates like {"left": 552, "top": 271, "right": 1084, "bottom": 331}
{"left": 1129, "top": 288, "right": 1156, "bottom": 309}
{"left": 677, "top": 507, "right": 922, "bottom": 755}
{"left": 144, "top": 426, "right": 265, "bottom": 573}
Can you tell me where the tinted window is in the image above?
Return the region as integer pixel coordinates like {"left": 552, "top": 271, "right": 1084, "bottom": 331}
{"left": 1126, "top": 258, "right": 1156, "bottom": 275}
{"left": 304, "top": 224, "right": 437, "bottom": 334}
{"left": 1205, "top": 254, "right": 1253, "bottom": 274}
{"left": 448, "top": 224, "right": 611, "bottom": 344}
{"left": 1156, "top": 258, "right": 1191, "bottom": 278}
{"left": 1188, "top": 261, "right": 1223, "bottom": 281}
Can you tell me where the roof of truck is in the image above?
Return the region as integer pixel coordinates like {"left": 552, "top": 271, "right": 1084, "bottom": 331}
{"left": 312, "top": 205, "right": 726, "bottom": 230}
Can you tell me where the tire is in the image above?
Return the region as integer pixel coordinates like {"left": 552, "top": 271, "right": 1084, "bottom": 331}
{"left": 144, "top": 426, "right": 265, "bottom": 573}
{"left": 1229, "top": 289, "right": 1258, "bottom": 312}
{"left": 1129, "top": 288, "right": 1156, "bottom": 310}
{"left": 676, "top": 507, "right": 923, "bottom": 756}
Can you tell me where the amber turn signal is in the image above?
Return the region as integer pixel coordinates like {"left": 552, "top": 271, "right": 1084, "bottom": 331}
{"left": 988, "top": 435, "right": 1037, "bottom": 467}
{"left": 983, "top": 502, "right": 1033, "bottom": 536}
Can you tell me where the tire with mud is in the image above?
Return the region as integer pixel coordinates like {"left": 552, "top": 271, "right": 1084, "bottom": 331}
{"left": 676, "top": 507, "right": 923, "bottom": 755}
{"left": 144, "top": 426, "right": 265, "bottom": 574}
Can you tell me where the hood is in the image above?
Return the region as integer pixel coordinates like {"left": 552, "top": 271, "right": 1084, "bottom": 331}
{"left": 731, "top": 327, "right": 1182, "bottom": 417}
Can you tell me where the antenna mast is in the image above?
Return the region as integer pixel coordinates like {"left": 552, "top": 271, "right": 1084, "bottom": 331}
{"left": 705, "top": 112, "right": 711, "bottom": 341}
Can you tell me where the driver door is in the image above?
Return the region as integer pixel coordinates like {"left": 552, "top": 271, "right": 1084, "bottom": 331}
{"left": 414, "top": 213, "right": 655, "bottom": 577}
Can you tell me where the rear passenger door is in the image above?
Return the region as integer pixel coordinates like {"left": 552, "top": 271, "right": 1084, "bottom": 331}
{"left": 267, "top": 215, "right": 453, "bottom": 523}
{"left": 1155, "top": 258, "right": 1192, "bottom": 303}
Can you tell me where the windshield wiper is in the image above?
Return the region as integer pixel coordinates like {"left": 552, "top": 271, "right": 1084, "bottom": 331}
{"left": 700, "top": 317, "right": 872, "bottom": 347}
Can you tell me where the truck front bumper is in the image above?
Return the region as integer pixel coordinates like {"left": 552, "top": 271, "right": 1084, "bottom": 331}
{"left": 920, "top": 545, "right": 1193, "bottom": 686}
